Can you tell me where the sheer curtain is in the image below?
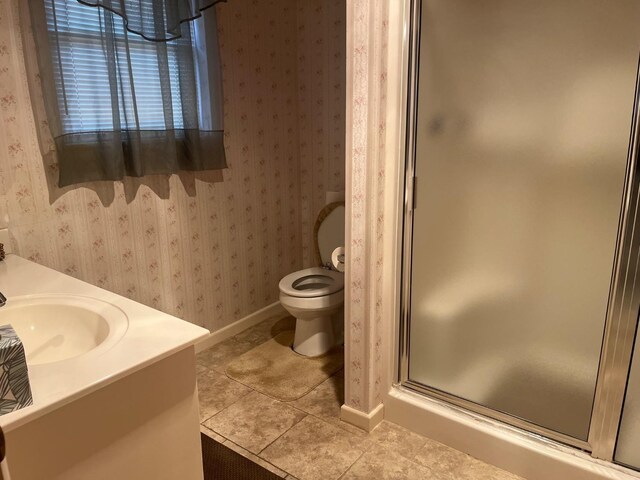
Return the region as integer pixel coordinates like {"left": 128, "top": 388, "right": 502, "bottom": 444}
{"left": 27, "top": 0, "right": 226, "bottom": 187}
{"left": 77, "top": 0, "right": 224, "bottom": 41}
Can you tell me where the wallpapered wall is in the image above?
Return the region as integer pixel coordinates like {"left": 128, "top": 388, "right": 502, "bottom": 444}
{"left": 298, "top": 0, "right": 346, "bottom": 266}
{"left": 344, "top": 0, "right": 393, "bottom": 414}
{"left": 0, "top": 0, "right": 345, "bottom": 332}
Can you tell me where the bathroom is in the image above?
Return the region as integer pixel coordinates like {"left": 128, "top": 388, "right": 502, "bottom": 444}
{"left": 2, "top": 0, "right": 640, "bottom": 479}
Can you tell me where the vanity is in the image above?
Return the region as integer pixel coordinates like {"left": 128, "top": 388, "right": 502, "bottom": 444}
{"left": 0, "top": 254, "right": 209, "bottom": 480}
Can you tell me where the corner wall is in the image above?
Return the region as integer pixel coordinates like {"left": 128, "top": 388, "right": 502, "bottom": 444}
{"left": 343, "top": 0, "right": 406, "bottom": 419}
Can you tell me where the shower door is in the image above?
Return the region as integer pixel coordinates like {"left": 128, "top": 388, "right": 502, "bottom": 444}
{"left": 402, "top": 0, "right": 640, "bottom": 445}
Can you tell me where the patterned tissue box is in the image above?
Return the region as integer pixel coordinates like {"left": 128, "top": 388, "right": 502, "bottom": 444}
{"left": 0, "top": 325, "right": 32, "bottom": 415}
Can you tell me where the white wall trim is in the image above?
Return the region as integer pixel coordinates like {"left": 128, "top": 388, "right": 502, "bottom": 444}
{"left": 195, "top": 301, "right": 286, "bottom": 353}
{"left": 381, "top": 0, "right": 412, "bottom": 403}
{"left": 340, "top": 403, "right": 384, "bottom": 432}
{"left": 384, "top": 387, "right": 640, "bottom": 480}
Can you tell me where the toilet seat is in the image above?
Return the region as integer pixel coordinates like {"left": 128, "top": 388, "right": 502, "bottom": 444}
{"left": 279, "top": 267, "right": 344, "bottom": 298}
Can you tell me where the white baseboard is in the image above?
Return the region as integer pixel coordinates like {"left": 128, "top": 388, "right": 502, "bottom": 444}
{"left": 340, "top": 403, "right": 384, "bottom": 432}
{"left": 195, "top": 301, "right": 286, "bottom": 353}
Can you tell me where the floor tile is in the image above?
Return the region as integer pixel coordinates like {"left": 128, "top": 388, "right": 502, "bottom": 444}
{"left": 224, "top": 440, "right": 288, "bottom": 478}
{"left": 368, "top": 421, "right": 428, "bottom": 461}
{"left": 199, "top": 424, "right": 226, "bottom": 444}
{"left": 196, "top": 313, "right": 522, "bottom": 480}
{"left": 204, "top": 391, "right": 306, "bottom": 454}
{"left": 289, "top": 371, "right": 343, "bottom": 418}
{"left": 412, "top": 437, "right": 469, "bottom": 473}
{"left": 342, "top": 444, "right": 442, "bottom": 480}
{"left": 457, "top": 457, "right": 522, "bottom": 480}
{"left": 261, "top": 415, "right": 369, "bottom": 480}
{"left": 197, "top": 365, "right": 252, "bottom": 422}
{"left": 413, "top": 437, "right": 522, "bottom": 480}
{"left": 233, "top": 314, "right": 296, "bottom": 346}
{"left": 288, "top": 370, "right": 362, "bottom": 435}
{"left": 226, "top": 331, "right": 343, "bottom": 401}
{"left": 196, "top": 337, "right": 256, "bottom": 373}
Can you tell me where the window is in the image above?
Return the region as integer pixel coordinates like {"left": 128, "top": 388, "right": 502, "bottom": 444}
{"left": 45, "top": 0, "right": 191, "bottom": 132}
{"left": 28, "top": 0, "right": 226, "bottom": 186}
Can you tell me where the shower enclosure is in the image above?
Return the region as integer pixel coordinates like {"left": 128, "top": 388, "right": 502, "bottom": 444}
{"left": 399, "top": 0, "right": 640, "bottom": 470}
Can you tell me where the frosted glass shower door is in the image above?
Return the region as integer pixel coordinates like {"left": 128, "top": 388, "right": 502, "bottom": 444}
{"left": 407, "top": 0, "right": 640, "bottom": 441}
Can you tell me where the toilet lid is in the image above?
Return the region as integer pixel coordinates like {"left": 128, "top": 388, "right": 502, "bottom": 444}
{"left": 279, "top": 267, "right": 344, "bottom": 298}
{"left": 315, "top": 204, "right": 345, "bottom": 267}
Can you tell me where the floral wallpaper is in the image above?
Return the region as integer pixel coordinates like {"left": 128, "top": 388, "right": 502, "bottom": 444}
{"left": 297, "top": 0, "right": 346, "bottom": 267}
{"left": 0, "top": 0, "right": 345, "bottom": 333}
{"left": 344, "top": 0, "right": 390, "bottom": 414}
{"left": 0, "top": 146, "right": 7, "bottom": 229}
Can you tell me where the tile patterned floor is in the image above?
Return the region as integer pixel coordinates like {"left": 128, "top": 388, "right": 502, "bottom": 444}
{"left": 196, "top": 314, "right": 523, "bottom": 480}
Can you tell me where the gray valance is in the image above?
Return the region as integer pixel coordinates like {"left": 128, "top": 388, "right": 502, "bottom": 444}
{"left": 78, "top": 0, "right": 227, "bottom": 42}
{"left": 26, "top": 0, "right": 227, "bottom": 187}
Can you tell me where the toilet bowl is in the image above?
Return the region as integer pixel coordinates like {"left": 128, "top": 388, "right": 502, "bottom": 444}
{"left": 278, "top": 203, "right": 345, "bottom": 357}
{"left": 279, "top": 267, "right": 344, "bottom": 356}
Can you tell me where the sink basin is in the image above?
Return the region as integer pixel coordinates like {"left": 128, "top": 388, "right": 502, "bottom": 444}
{"left": 0, "top": 295, "right": 128, "bottom": 365}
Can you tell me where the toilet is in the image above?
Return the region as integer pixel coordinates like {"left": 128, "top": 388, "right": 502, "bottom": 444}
{"left": 279, "top": 203, "right": 345, "bottom": 357}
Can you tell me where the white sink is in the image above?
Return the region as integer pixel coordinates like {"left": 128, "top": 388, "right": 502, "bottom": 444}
{"left": 0, "top": 295, "right": 128, "bottom": 365}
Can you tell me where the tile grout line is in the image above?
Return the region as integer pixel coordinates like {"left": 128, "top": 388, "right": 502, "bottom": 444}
{"left": 256, "top": 411, "right": 309, "bottom": 457}
{"left": 201, "top": 383, "right": 311, "bottom": 445}
{"left": 299, "top": 410, "right": 368, "bottom": 437}
{"left": 200, "top": 385, "right": 254, "bottom": 424}
{"left": 336, "top": 448, "right": 368, "bottom": 480}
{"left": 255, "top": 412, "right": 370, "bottom": 480}
{"left": 333, "top": 424, "right": 440, "bottom": 480}
{"left": 198, "top": 316, "right": 351, "bottom": 478}
{"left": 223, "top": 439, "right": 292, "bottom": 478}
{"left": 198, "top": 372, "right": 308, "bottom": 476}
{"left": 201, "top": 426, "right": 292, "bottom": 478}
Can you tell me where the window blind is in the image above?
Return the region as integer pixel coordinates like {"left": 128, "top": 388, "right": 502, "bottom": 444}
{"left": 44, "top": 0, "right": 190, "bottom": 132}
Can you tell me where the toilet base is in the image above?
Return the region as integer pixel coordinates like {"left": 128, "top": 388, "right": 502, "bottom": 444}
{"left": 293, "top": 315, "right": 335, "bottom": 357}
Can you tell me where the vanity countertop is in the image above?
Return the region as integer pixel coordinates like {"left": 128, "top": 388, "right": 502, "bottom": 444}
{"left": 0, "top": 254, "right": 209, "bottom": 432}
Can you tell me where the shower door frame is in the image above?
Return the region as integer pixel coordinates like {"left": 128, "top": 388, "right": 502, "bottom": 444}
{"left": 396, "top": 0, "right": 640, "bottom": 460}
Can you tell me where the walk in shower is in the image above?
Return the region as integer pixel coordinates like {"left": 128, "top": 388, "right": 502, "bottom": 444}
{"left": 399, "top": 0, "right": 640, "bottom": 471}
